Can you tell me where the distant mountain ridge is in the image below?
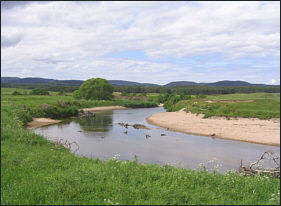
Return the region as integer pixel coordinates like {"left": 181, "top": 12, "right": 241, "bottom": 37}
{"left": 1, "top": 77, "right": 279, "bottom": 87}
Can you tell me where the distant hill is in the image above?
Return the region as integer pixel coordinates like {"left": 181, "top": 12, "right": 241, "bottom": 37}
{"left": 202, "top": 80, "right": 253, "bottom": 87}
{"left": 1, "top": 77, "right": 58, "bottom": 84}
{"left": 108, "top": 80, "right": 160, "bottom": 87}
{"left": 164, "top": 80, "right": 279, "bottom": 87}
{"left": 164, "top": 81, "right": 198, "bottom": 87}
{"left": 1, "top": 77, "right": 279, "bottom": 87}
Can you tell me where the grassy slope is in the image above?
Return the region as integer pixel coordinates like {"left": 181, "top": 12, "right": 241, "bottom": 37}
{"left": 1, "top": 88, "right": 280, "bottom": 205}
{"left": 170, "top": 93, "right": 280, "bottom": 119}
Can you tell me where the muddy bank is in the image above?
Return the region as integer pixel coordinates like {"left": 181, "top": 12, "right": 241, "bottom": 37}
{"left": 146, "top": 108, "right": 280, "bottom": 146}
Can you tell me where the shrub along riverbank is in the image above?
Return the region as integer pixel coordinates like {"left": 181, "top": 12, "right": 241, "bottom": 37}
{"left": 1, "top": 88, "right": 158, "bottom": 125}
{"left": 1, "top": 88, "right": 280, "bottom": 205}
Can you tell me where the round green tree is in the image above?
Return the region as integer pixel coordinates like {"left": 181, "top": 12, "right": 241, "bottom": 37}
{"left": 73, "top": 78, "right": 114, "bottom": 100}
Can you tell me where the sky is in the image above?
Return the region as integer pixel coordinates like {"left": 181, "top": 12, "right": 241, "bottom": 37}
{"left": 1, "top": 1, "right": 280, "bottom": 85}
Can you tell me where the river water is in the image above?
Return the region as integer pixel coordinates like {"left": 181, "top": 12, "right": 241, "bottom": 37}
{"left": 33, "top": 107, "right": 280, "bottom": 173}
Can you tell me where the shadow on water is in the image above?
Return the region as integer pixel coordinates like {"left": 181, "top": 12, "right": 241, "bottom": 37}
{"left": 33, "top": 107, "right": 280, "bottom": 173}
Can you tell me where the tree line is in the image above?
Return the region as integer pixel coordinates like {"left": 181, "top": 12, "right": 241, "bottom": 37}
{"left": 2, "top": 83, "right": 280, "bottom": 95}
{"left": 113, "top": 85, "right": 280, "bottom": 95}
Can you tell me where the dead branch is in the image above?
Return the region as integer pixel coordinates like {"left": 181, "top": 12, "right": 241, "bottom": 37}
{"left": 117, "top": 122, "right": 150, "bottom": 130}
{"left": 50, "top": 138, "right": 80, "bottom": 154}
{"left": 240, "top": 151, "right": 280, "bottom": 178}
{"left": 249, "top": 151, "right": 280, "bottom": 169}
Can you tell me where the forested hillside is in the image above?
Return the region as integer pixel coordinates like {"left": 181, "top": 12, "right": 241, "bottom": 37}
{"left": 1, "top": 77, "right": 280, "bottom": 95}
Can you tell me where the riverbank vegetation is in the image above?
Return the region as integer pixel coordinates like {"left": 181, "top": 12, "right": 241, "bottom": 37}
{"left": 1, "top": 87, "right": 157, "bottom": 126}
{"left": 162, "top": 92, "right": 280, "bottom": 119}
{"left": 1, "top": 87, "right": 280, "bottom": 205}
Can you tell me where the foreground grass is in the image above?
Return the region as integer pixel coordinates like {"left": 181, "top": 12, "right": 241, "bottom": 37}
{"left": 1, "top": 89, "right": 280, "bottom": 205}
{"left": 170, "top": 93, "right": 280, "bottom": 119}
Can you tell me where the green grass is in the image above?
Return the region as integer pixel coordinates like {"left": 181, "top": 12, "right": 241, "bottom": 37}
{"left": 171, "top": 93, "right": 280, "bottom": 119}
{"left": 1, "top": 88, "right": 280, "bottom": 205}
{"left": 1, "top": 88, "right": 158, "bottom": 125}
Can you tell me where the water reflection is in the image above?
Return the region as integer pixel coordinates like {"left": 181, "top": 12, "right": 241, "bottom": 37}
{"left": 33, "top": 107, "right": 280, "bottom": 173}
{"left": 72, "top": 111, "right": 113, "bottom": 133}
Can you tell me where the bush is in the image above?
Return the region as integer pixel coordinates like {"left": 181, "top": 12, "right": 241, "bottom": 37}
{"left": 15, "top": 107, "right": 33, "bottom": 125}
{"left": 196, "top": 94, "right": 206, "bottom": 99}
{"left": 164, "top": 94, "right": 181, "bottom": 111}
{"left": 121, "top": 92, "right": 128, "bottom": 96}
{"left": 123, "top": 101, "right": 158, "bottom": 108}
{"left": 12, "top": 91, "right": 22, "bottom": 95}
{"left": 58, "top": 90, "right": 66, "bottom": 96}
{"left": 30, "top": 89, "right": 49, "bottom": 95}
{"left": 180, "top": 93, "right": 192, "bottom": 100}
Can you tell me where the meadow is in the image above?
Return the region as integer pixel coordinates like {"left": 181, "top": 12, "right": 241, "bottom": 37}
{"left": 167, "top": 93, "right": 280, "bottom": 119}
{"left": 1, "top": 88, "right": 280, "bottom": 205}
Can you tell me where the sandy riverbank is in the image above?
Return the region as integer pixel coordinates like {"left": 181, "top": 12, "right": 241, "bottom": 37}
{"left": 146, "top": 108, "right": 280, "bottom": 146}
{"left": 25, "top": 118, "right": 62, "bottom": 129}
{"left": 82, "top": 106, "right": 128, "bottom": 112}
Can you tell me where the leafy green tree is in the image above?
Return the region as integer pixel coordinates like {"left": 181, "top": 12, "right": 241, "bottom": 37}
{"left": 73, "top": 78, "right": 114, "bottom": 100}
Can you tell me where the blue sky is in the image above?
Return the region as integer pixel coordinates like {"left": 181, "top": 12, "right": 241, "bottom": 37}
{"left": 1, "top": 1, "right": 280, "bottom": 85}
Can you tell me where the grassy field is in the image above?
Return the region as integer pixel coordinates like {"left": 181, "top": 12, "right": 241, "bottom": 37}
{"left": 1, "top": 88, "right": 280, "bottom": 205}
{"left": 169, "top": 93, "right": 280, "bottom": 119}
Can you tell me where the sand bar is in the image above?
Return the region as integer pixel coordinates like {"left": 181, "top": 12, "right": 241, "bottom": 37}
{"left": 146, "top": 108, "right": 280, "bottom": 146}
{"left": 25, "top": 118, "right": 62, "bottom": 129}
{"left": 82, "top": 106, "right": 128, "bottom": 112}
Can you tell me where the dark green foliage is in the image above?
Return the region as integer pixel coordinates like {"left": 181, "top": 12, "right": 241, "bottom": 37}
{"left": 121, "top": 91, "right": 128, "bottom": 96}
{"left": 180, "top": 93, "right": 192, "bottom": 100}
{"left": 12, "top": 91, "right": 22, "bottom": 95}
{"left": 14, "top": 106, "right": 33, "bottom": 125}
{"left": 123, "top": 101, "right": 158, "bottom": 108}
{"left": 39, "top": 102, "right": 79, "bottom": 118}
{"left": 73, "top": 78, "right": 114, "bottom": 100}
{"left": 58, "top": 90, "right": 66, "bottom": 96}
{"left": 113, "top": 85, "right": 280, "bottom": 95}
{"left": 196, "top": 94, "right": 207, "bottom": 99}
{"left": 2, "top": 80, "right": 280, "bottom": 96}
{"left": 72, "top": 90, "right": 83, "bottom": 100}
{"left": 30, "top": 89, "right": 49, "bottom": 95}
{"left": 156, "top": 93, "right": 171, "bottom": 103}
{"left": 164, "top": 94, "right": 181, "bottom": 111}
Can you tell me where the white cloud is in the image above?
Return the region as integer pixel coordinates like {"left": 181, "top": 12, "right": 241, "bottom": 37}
{"left": 1, "top": 1, "right": 280, "bottom": 84}
{"left": 267, "top": 79, "right": 280, "bottom": 85}
{"left": 21, "top": 68, "right": 32, "bottom": 75}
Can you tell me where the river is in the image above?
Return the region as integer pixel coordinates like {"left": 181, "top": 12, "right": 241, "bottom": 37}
{"left": 33, "top": 107, "right": 280, "bottom": 173}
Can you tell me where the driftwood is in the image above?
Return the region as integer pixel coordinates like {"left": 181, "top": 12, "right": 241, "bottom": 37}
{"left": 239, "top": 151, "right": 280, "bottom": 178}
{"left": 50, "top": 138, "right": 80, "bottom": 154}
{"left": 117, "top": 122, "right": 150, "bottom": 130}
